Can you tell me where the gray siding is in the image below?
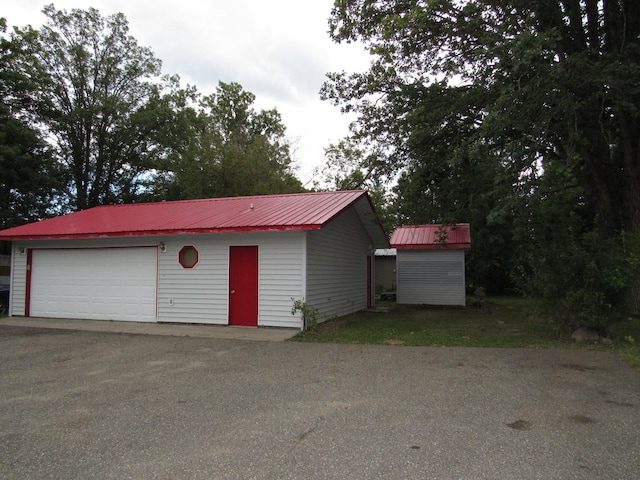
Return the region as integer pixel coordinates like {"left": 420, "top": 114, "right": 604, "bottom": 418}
{"left": 397, "top": 249, "right": 466, "bottom": 306}
{"left": 306, "top": 207, "right": 372, "bottom": 320}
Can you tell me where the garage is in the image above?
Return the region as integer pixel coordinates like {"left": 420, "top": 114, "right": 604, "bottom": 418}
{"left": 0, "top": 190, "right": 389, "bottom": 328}
{"left": 28, "top": 247, "right": 157, "bottom": 322}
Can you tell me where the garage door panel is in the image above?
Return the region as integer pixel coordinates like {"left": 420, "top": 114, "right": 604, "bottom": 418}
{"left": 30, "top": 248, "right": 157, "bottom": 322}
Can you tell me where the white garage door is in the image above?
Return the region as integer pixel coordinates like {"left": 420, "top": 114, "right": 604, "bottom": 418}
{"left": 30, "top": 248, "right": 157, "bottom": 322}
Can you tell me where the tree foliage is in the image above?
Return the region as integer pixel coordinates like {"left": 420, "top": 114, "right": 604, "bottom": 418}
{"left": 13, "top": 4, "right": 191, "bottom": 211}
{"left": 153, "top": 81, "right": 303, "bottom": 200}
{"left": 1, "top": 5, "right": 303, "bottom": 221}
{"left": 314, "top": 138, "right": 396, "bottom": 235}
{"left": 324, "top": 0, "right": 640, "bottom": 317}
{"left": 0, "top": 18, "right": 62, "bottom": 230}
{"left": 0, "top": 103, "right": 60, "bottom": 229}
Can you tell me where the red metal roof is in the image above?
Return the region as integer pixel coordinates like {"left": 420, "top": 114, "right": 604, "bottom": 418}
{"left": 0, "top": 191, "right": 388, "bottom": 245}
{"left": 390, "top": 224, "right": 470, "bottom": 250}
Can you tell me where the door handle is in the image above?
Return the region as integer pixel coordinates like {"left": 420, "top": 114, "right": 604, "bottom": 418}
{"left": 230, "top": 290, "right": 235, "bottom": 294}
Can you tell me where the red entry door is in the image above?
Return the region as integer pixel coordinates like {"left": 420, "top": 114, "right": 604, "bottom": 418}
{"left": 229, "top": 246, "right": 259, "bottom": 326}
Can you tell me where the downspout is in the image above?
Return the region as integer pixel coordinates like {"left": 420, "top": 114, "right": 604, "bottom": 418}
{"left": 300, "top": 232, "right": 307, "bottom": 331}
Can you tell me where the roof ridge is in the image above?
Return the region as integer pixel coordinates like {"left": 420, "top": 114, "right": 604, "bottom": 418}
{"left": 398, "top": 223, "right": 470, "bottom": 228}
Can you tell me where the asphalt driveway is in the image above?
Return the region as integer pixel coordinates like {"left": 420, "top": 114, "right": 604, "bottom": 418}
{"left": 1, "top": 324, "right": 639, "bottom": 479}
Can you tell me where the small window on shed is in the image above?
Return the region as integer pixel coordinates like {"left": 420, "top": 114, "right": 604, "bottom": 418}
{"left": 178, "top": 245, "right": 199, "bottom": 268}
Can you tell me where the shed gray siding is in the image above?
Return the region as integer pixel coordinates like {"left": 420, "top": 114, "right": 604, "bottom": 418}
{"left": 306, "top": 207, "right": 372, "bottom": 320}
{"left": 396, "top": 249, "right": 466, "bottom": 306}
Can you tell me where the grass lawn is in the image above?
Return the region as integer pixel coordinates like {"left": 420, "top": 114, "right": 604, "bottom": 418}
{"left": 291, "top": 297, "right": 640, "bottom": 369}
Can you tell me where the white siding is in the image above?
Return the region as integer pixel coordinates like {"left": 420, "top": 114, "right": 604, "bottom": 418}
{"left": 157, "top": 231, "right": 304, "bottom": 328}
{"left": 396, "top": 249, "right": 466, "bottom": 306}
{"left": 258, "top": 233, "right": 305, "bottom": 328}
{"left": 157, "top": 236, "right": 227, "bottom": 325}
{"left": 306, "top": 207, "right": 372, "bottom": 320}
{"left": 8, "top": 231, "right": 307, "bottom": 328}
{"left": 9, "top": 244, "right": 27, "bottom": 316}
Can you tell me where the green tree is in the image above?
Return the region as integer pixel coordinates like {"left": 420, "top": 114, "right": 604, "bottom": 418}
{"left": 159, "top": 81, "right": 303, "bottom": 200}
{"left": 0, "top": 104, "right": 60, "bottom": 229}
{"left": 7, "top": 4, "right": 187, "bottom": 211}
{"left": 324, "top": 0, "right": 640, "bottom": 314}
{"left": 314, "top": 138, "right": 395, "bottom": 235}
{"left": 0, "top": 18, "right": 62, "bottom": 230}
{"left": 393, "top": 143, "right": 522, "bottom": 295}
{"left": 318, "top": 140, "right": 370, "bottom": 191}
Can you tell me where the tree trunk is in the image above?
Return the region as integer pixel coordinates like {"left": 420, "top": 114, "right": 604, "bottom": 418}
{"left": 628, "top": 281, "right": 640, "bottom": 315}
{"left": 617, "top": 107, "right": 640, "bottom": 315}
{"left": 625, "top": 187, "right": 640, "bottom": 315}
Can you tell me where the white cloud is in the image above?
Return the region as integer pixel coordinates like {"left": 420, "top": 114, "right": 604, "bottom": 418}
{"left": 3, "top": 0, "right": 370, "bottom": 183}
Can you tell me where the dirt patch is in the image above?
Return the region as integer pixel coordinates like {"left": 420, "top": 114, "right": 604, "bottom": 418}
{"left": 560, "top": 363, "right": 597, "bottom": 372}
{"left": 605, "top": 400, "right": 635, "bottom": 407}
{"left": 570, "top": 415, "right": 596, "bottom": 424}
{"left": 506, "top": 419, "right": 533, "bottom": 430}
{"left": 313, "top": 317, "right": 350, "bottom": 335}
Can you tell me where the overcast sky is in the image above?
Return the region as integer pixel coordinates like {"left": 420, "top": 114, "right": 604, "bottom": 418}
{"left": 3, "top": 1, "right": 371, "bottom": 185}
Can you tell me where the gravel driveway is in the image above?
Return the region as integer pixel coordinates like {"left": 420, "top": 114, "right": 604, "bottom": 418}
{"left": 1, "top": 324, "right": 639, "bottom": 479}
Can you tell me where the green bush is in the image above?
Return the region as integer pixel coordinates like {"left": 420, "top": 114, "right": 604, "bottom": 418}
{"left": 544, "top": 289, "right": 611, "bottom": 334}
{"left": 291, "top": 298, "right": 320, "bottom": 332}
{"left": 521, "top": 231, "right": 634, "bottom": 334}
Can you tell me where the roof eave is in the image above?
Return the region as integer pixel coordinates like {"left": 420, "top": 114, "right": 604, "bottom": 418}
{"left": 350, "top": 193, "right": 391, "bottom": 249}
{"left": 393, "top": 243, "right": 471, "bottom": 250}
{"left": 0, "top": 224, "right": 324, "bottom": 241}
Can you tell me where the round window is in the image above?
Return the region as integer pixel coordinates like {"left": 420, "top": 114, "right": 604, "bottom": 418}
{"left": 178, "top": 245, "right": 199, "bottom": 268}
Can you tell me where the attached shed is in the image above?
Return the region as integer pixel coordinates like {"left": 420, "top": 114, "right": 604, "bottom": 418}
{"left": 0, "top": 190, "right": 389, "bottom": 329}
{"left": 390, "top": 224, "right": 470, "bottom": 306}
{"left": 374, "top": 249, "right": 397, "bottom": 292}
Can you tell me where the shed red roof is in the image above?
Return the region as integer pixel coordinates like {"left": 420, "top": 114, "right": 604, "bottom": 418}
{"left": 390, "top": 224, "right": 470, "bottom": 250}
{"left": 0, "top": 190, "right": 389, "bottom": 246}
